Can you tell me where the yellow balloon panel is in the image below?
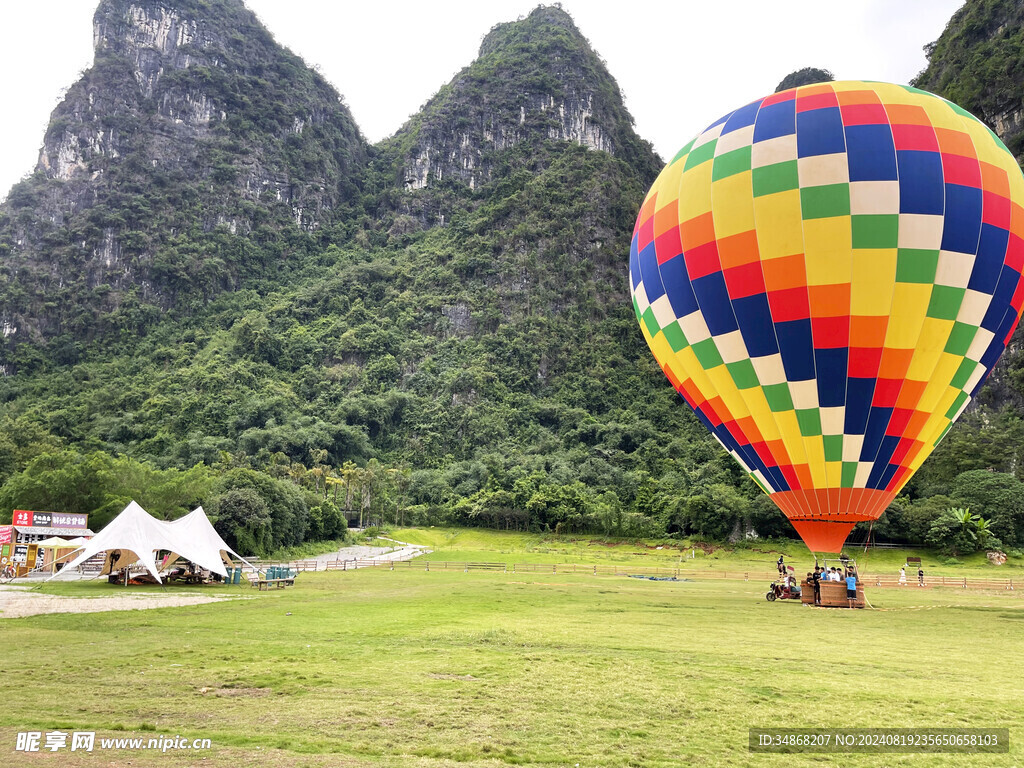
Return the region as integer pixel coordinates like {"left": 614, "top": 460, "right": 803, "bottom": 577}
{"left": 630, "top": 82, "right": 1024, "bottom": 552}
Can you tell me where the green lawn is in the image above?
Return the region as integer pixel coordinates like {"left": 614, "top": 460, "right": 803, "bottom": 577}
{"left": 2, "top": 565, "right": 1022, "bottom": 767}
{"left": 391, "top": 527, "right": 1023, "bottom": 579}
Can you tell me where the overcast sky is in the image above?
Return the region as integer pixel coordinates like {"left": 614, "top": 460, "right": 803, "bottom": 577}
{"left": 0, "top": 0, "right": 965, "bottom": 199}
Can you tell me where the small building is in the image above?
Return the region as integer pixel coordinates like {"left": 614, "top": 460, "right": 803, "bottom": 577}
{"left": 1, "top": 511, "right": 94, "bottom": 577}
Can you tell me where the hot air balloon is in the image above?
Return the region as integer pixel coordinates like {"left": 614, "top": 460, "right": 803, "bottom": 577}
{"left": 630, "top": 81, "right": 1024, "bottom": 553}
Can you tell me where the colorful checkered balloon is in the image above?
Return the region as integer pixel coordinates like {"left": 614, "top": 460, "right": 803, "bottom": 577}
{"left": 630, "top": 81, "right": 1024, "bottom": 552}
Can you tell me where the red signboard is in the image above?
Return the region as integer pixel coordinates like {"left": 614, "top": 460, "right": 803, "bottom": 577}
{"left": 0, "top": 526, "right": 11, "bottom": 545}
{"left": 10, "top": 510, "right": 88, "bottom": 529}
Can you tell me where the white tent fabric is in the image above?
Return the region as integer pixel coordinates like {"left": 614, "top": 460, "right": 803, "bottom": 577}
{"left": 55, "top": 501, "right": 176, "bottom": 582}
{"left": 165, "top": 506, "right": 257, "bottom": 575}
{"left": 51, "top": 501, "right": 250, "bottom": 583}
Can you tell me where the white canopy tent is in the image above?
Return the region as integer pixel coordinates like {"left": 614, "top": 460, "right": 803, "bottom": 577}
{"left": 51, "top": 501, "right": 254, "bottom": 583}
{"left": 36, "top": 537, "right": 73, "bottom": 548}
{"left": 163, "top": 506, "right": 256, "bottom": 576}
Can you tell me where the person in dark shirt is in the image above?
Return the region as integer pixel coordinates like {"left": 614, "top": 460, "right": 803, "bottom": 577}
{"left": 777, "top": 555, "right": 785, "bottom": 576}
{"left": 810, "top": 568, "right": 822, "bottom": 605}
{"left": 918, "top": 567, "right": 925, "bottom": 586}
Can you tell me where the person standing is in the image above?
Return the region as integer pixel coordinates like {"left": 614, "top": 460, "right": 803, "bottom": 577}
{"left": 918, "top": 567, "right": 925, "bottom": 587}
{"left": 898, "top": 566, "right": 906, "bottom": 586}
{"left": 811, "top": 568, "right": 822, "bottom": 605}
{"left": 777, "top": 554, "right": 785, "bottom": 576}
{"left": 845, "top": 570, "right": 858, "bottom": 608}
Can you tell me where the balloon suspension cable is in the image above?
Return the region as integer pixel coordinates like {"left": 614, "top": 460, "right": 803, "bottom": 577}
{"left": 863, "top": 521, "right": 874, "bottom": 553}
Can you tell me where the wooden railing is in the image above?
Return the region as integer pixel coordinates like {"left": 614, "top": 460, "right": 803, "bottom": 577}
{"left": 236, "top": 557, "right": 1016, "bottom": 591}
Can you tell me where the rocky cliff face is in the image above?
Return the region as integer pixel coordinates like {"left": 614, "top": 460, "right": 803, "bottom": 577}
{"left": 0, "top": 0, "right": 365, "bottom": 357}
{"left": 93, "top": 3, "right": 212, "bottom": 99}
{"left": 384, "top": 6, "right": 658, "bottom": 195}
{"left": 913, "top": 0, "right": 1024, "bottom": 159}
{"left": 914, "top": 0, "right": 1024, "bottom": 415}
{"left": 403, "top": 90, "right": 613, "bottom": 191}
{"left": 44, "top": 0, "right": 365, "bottom": 216}
{"left": 360, "top": 4, "right": 661, "bottom": 333}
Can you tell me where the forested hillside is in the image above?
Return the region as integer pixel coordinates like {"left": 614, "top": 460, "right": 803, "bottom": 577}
{"left": 0, "top": 0, "right": 365, "bottom": 362}
{"left": 1, "top": 0, "right": 1023, "bottom": 557}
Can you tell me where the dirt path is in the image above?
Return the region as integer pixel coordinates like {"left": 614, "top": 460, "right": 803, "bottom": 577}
{"left": 0, "top": 585, "right": 239, "bottom": 619}
{"left": 307, "top": 538, "right": 430, "bottom": 566}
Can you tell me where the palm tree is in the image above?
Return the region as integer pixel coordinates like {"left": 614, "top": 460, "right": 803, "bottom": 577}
{"left": 309, "top": 465, "right": 325, "bottom": 495}
{"left": 268, "top": 452, "right": 291, "bottom": 479}
{"left": 339, "top": 461, "right": 358, "bottom": 516}
{"left": 361, "top": 460, "right": 381, "bottom": 528}
{"left": 953, "top": 507, "right": 977, "bottom": 532}
{"left": 288, "top": 462, "right": 307, "bottom": 487}
{"left": 974, "top": 516, "right": 999, "bottom": 549}
{"left": 309, "top": 449, "right": 330, "bottom": 498}
{"left": 325, "top": 471, "right": 343, "bottom": 503}
{"left": 394, "top": 466, "right": 411, "bottom": 526}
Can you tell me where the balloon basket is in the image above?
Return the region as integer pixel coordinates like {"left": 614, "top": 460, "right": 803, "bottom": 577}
{"left": 800, "top": 581, "right": 866, "bottom": 609}
{"left": 801, "top": 557, "right": 865, "bottom": 609}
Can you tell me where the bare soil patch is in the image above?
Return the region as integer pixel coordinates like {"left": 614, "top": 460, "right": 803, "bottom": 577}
{"left": 200, "top": 686, "right": 271, "bottom": 697}
{"left": 0, "top": 587, "right": 237, "bottom": 619}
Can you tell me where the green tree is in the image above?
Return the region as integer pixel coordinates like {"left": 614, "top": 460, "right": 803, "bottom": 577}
{"left": 903, "top": 495, "right": 955, "bottom": 545}
{"left": 926, "top": 508, "right": 978, "bottom": 556}
{"left": 952, "top": 470, "right": 1024, "bottom": 546}
{"left": 209, "top": 487, "right": 273, "bottom": 556}
{"left": 211, "top": 468, "right": 309, "bottom": 548}
{"left": 776, "top": 68, "right": 834, "bottom": 92}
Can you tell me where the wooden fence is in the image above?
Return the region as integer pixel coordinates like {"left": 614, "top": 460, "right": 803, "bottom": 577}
{"left": 245, "top": 558, "right": 1016, "bottom": 591}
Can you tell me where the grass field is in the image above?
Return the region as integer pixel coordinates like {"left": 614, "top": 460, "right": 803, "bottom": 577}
{"left": 389, "top": 527, "right": 1023, "bottom": 579}
{"left": 2, "top": 542, "right": 1022, "bottom": 767}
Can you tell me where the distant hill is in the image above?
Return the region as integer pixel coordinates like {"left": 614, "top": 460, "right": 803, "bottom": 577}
{"left": 911, "top": 0, "right": 1024, "bottom": 494}
{"left": 0, "top": 3, "right": 746, "bottom": 544}
{"left": 0, "top": 0, "right": 365, "bottom": 361}
{"left": 1, "top": 1, "right": 1022, "bottom": 554}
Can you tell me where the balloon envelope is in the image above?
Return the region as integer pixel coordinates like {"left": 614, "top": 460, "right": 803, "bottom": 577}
{"left": 630, "top": 81, "right": 1024, "bottom": 552}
